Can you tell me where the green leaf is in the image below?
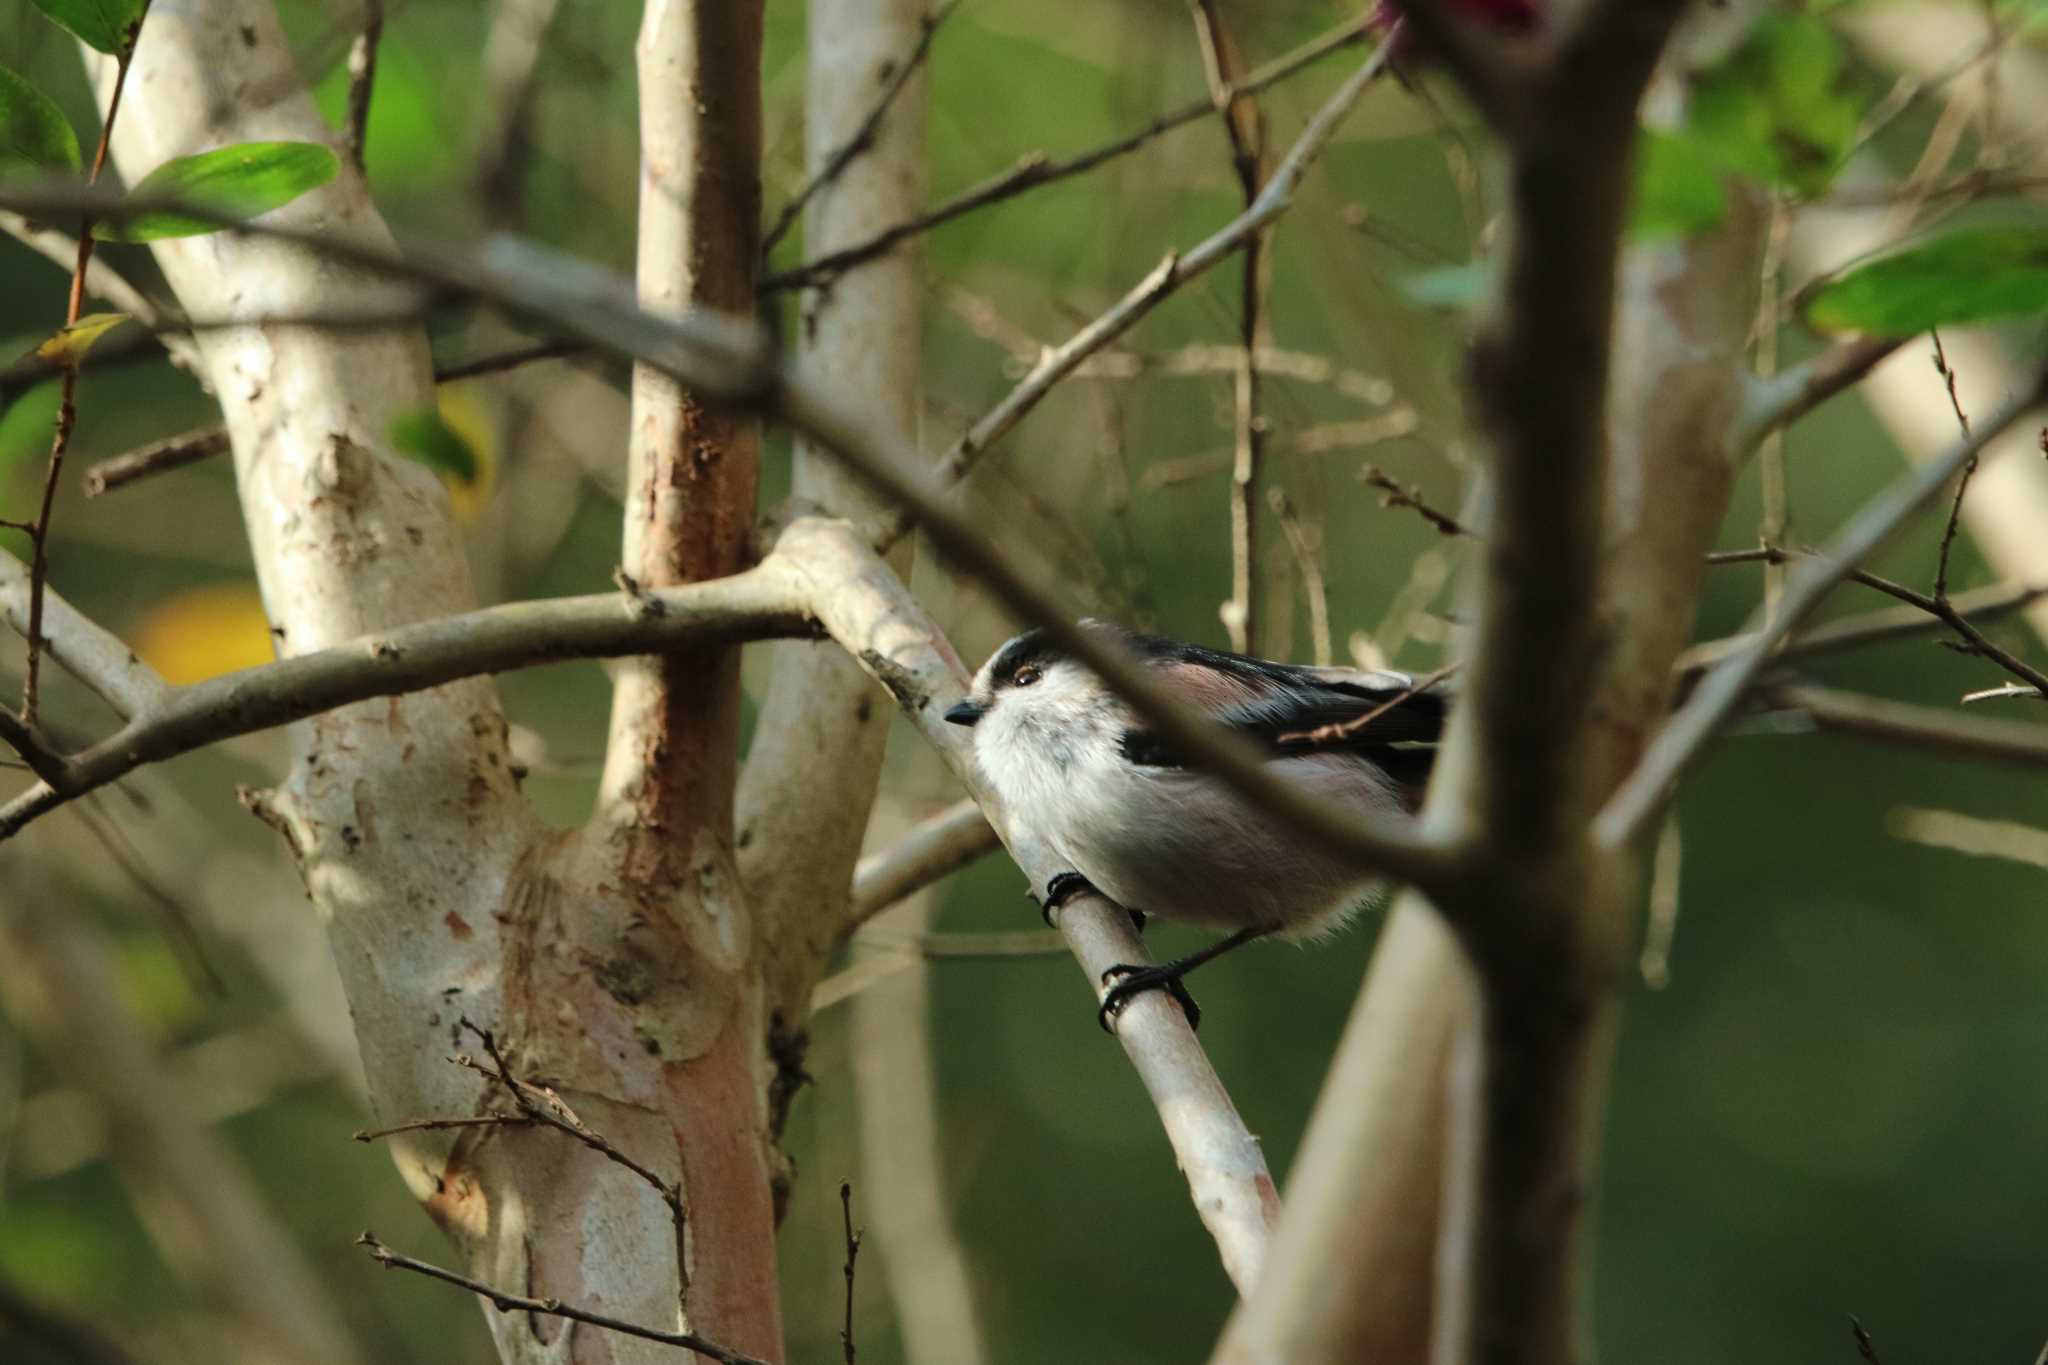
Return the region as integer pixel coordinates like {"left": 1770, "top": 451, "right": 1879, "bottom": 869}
{"left": 388, "top": 408, "right": 479, "bottom": 485}
{"left": 1631, "top": 130, "right": 1729, "bottom": 240}
{"left": 0, "top": 63, "right": 81, "bottom": 180}
{"left": 30, "top": 312, "right": 130, "bottom": 370}
{"left": 1398, "top": 260, "right": 1494, "bottom": 311}
{"left": 95, "top": 141, "right": 339, "bottom": 241}
{"left": 28, "top": 0, "right": 148, "bottom": 56}
{"left": 1803, "top": 227, "right": 2048, "bottom": 334}
{"left": 1686, "top": 12, "right": 1860, "bottom": 197}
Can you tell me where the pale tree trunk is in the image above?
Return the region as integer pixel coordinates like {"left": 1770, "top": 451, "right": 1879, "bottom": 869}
{"left": 736, "top": 0, "right": 928, "bottom": 1051}
{"left": 90, "top": 2, "right": 784, "bottom": 1360}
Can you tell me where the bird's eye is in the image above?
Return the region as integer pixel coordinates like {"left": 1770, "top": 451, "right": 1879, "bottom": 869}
{"left": 1013, "top": 665, "right": 1043, "bottom": 688}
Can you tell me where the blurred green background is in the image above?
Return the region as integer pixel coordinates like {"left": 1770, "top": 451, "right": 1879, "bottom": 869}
{"left": 3, "top": 1, "right": 2047, "bottom": 1362}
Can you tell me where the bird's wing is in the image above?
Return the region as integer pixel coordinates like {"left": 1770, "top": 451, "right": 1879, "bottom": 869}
{"left": 1120, "top": 659, "right": 1448, "bottom": 769}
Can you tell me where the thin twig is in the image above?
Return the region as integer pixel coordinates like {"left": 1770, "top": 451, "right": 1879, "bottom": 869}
{"left": 1850, "top": 1314, "right": 1884, "bottom": 1365}
{"left": 0, "top": 187, "right": 1450, "bottom": 886}
{"left": 1269, "top": 488, "right": 1332, "bottom": 666}
{"left": 1738, "top": 336, "right": 1906, "bottom": 449}
{"left": 1598, "top": 377, "right": 2048, "bottom": 848}
{"left": 1192, "top": 0, "right": 1271, "bottom": 654}
{"left": 1675, "top": 579, "right": 2048, "bottom": 678}
{"left": 1930, "top": 331, "right": 1974, "bottom": 602}
{"left": 1276, "top": 661, "right": 1458, "bottom": 746}
{"left": 759, "top": 7, "right": 1380, "bottom": 293}
{"left": 354, "top": 1115, "right": 532, "bottom": 1142}
{"left": 82, "top": 341, "right": 581, "bottom": 495}
{"left": 871, "top": 34, "right": 1399, "bottom": 551}
{"left": 839, "top": 1181, "right": 861, "bottom": 1365}
{"left": 1361, "top": 463, "right": 1473, "bottom": 536}
{"left": 343, "top": 1, "right": 384, "bottom": 171}
{"left": 356, "top": 1234, "right": 771, "bottom": 1365}
{"left": 24, "top": 21, "right": 148, "bottom": 722}
{"left": 848, "top": 798, "right": 997, "bottom": 929}
{"left": 1767, "top": 682, "right": 2048, "bottom": 768}
{"left": 456, "top": 1020, "right": 680, "bottom": 1211}
{"left": 762, "top": 0, "right": 959, "bottom": 255}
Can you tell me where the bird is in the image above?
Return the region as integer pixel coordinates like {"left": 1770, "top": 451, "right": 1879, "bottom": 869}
{"left": 945, "top": 622, "right": 1447, "bottom": 1029}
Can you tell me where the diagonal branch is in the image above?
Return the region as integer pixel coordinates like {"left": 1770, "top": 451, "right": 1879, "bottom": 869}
{"left": 871, "top": 34, "right": 1398, "bottom": 550}
{"left": 1598, "top": 374, "right": 2048, "bottom": 849}
{"left": 759, "top": 6, "right": 1382, "bottom": 293}
{"left": 771, "top": 516, "right": 1281, "bottom": 1289}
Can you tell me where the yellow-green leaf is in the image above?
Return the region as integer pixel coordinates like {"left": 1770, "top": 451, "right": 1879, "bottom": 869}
{"left": 0, "top": 63, "right": 80, "bottom": 179}
{"left": 389, "top": 407, "right": 480, "bottom": 485}
{"left": 1803, "top": 227, "right": 2048, "bottom": 335}
{"left": 95, "top": 141, "right": 340, "bottom": 242}
{"left": 31, "top": 312, "right": 130, "bottom": 370}
{"left": 28, "top": 0, "right": 147, "bottom": 56}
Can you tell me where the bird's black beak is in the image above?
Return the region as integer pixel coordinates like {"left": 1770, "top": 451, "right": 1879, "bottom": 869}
{"left": 944, "top": 699, "right": 987, "bottom": 727}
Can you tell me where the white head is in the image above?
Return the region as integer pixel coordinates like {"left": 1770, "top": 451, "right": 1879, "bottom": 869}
{"left": 944, "top": 627, "right": 1124, "bottom": 787}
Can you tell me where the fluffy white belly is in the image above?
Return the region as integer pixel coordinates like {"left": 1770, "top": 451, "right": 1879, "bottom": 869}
{"left": 1014, "top": 750, "right": 1403, "bottom": 940}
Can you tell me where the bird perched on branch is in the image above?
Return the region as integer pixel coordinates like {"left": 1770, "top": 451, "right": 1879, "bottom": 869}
{"left": 946, "top": 623, "right": 1447, "bottom": 1029}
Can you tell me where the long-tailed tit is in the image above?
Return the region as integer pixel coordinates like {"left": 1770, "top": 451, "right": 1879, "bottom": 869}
{"left": 946, "top": 622, "right": 1446, "bottom": 1028}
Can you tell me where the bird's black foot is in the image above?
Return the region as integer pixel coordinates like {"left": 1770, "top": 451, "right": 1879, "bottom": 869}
{"left": 1097, "top": 963, "right": 1202, "bottom": 1032}
{"left": 1035, "top": 871, "right": 1097, "bottom": 927}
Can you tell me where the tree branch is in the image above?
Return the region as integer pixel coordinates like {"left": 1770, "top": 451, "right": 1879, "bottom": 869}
{"left": 871, "top": 35, "right": 1397, "bottom": 552}
{"left": 772, "top": 516, "right": 1280, "bottom": 1290}
{"left": 1598, "top": 375, "right": 2048, "bottom": 849}
{"left": 1737, "top": 336, "right": 1906, "bottom": 452}
{"left": 1763, "top": 682, "right": 2048, "bottom": 766}
{"left": 0, "top": 550, "right": 168, "bottom": 718}
{"left": 848, "top": 798, "right": 997, "bottom": 929}
{"left": 0, "top": 190, "right": 1453, "bottom": 884}
{"left": 0, "top": 554, "right": 812, "bottom": 838}
{"left": 356, "top": 1234, "right": 771, "bottom": 1365}
{"left": 758, "top": 6, "right": 1382, "bottom": 293}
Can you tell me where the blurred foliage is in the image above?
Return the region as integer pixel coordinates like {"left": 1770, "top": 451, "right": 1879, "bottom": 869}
{"left": 0, "top": 2, "right": 2045, "bottom": 1364}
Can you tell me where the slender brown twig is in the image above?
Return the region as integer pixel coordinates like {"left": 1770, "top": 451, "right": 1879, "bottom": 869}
{"left": 1361, "top": 463, "right": 1473, "bottom": 537}
{"left": 839, "top": 1181, "right": 862, "bottom": 1365}
{"left": 760, "top": 6, "right": 1379, "bottom": 293}
{"left": 1191, "top": 0, "right": 1271, "bottom": 654}
{"left": 1930, "top": 331, "right": 1974, "bottom": 603}
{"left": 343, "top": 1, "right": 384, "bottom": 170}
{"left": 356, "top": 1233, "right": 771, "bottom": 1365}
{"left": 23, "top": 13, "right": 149, "bottom": 722}
{"left": 82, "top": 341, "right": 581, "bottom": 495}
{"left": 1269, "top": 487, "right": 1332, "bottom": 667}
{"left": 1277, "top": 661, "right": 1459, "bottom": 746}
{"left": 762, "top": 0, "right": 960, "bottom": 256}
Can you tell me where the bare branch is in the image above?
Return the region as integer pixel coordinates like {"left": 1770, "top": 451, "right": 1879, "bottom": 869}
{"left": 761, "top": 0, "right": 958, "bottom": 254}
{"left": 0, "top": 190, "right": 1450, "bottom": 884}
{"left": 839, "top": 1181, "right": 862, "bottom": 1365}
{"left": 1763, "top": 683, "right": 2048, "bottom": 768}
{"left": 848, "top": 798, "right": 997, "bottom": 930}
{"left": 356, "top": 1234, "right": 771, "bottom": 1365}
{"left": 1361, "top": 463, "right": 1474, "bottom": 537}
{"left": 775, "top": 517, "right": 1280, "bottom": 1289}
{"left": 871, "top": 36, "right": 1397, "bottom": 550}
{"left": 1598, "top": 376, "right": 2048, "bottom": 849}
{"left": 0, "top": 557, "right": 813, "bottom": 840}
{"left": 343, "top": 1, "right": 384, "bottom": 170}
{"left": 1675, "top": 579, "right": 2048, "bottom": 677}
{"left": 0, "top": 550, "right": 167, "bottom": 718}
{"left": 1736, "top": 336, "right": 1906, "bottom": 454}
{"left": 1191, "top": 0, "right": 1272, "bottom": 653}
{"left": 759, "top": 7, "right": 1381, "bottom": 293}
{"left": 82, "top": 342, "right": 580, "bottom": 496}
{"left": 1269, "top": 488, "right": 1333, "bottom": 667}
